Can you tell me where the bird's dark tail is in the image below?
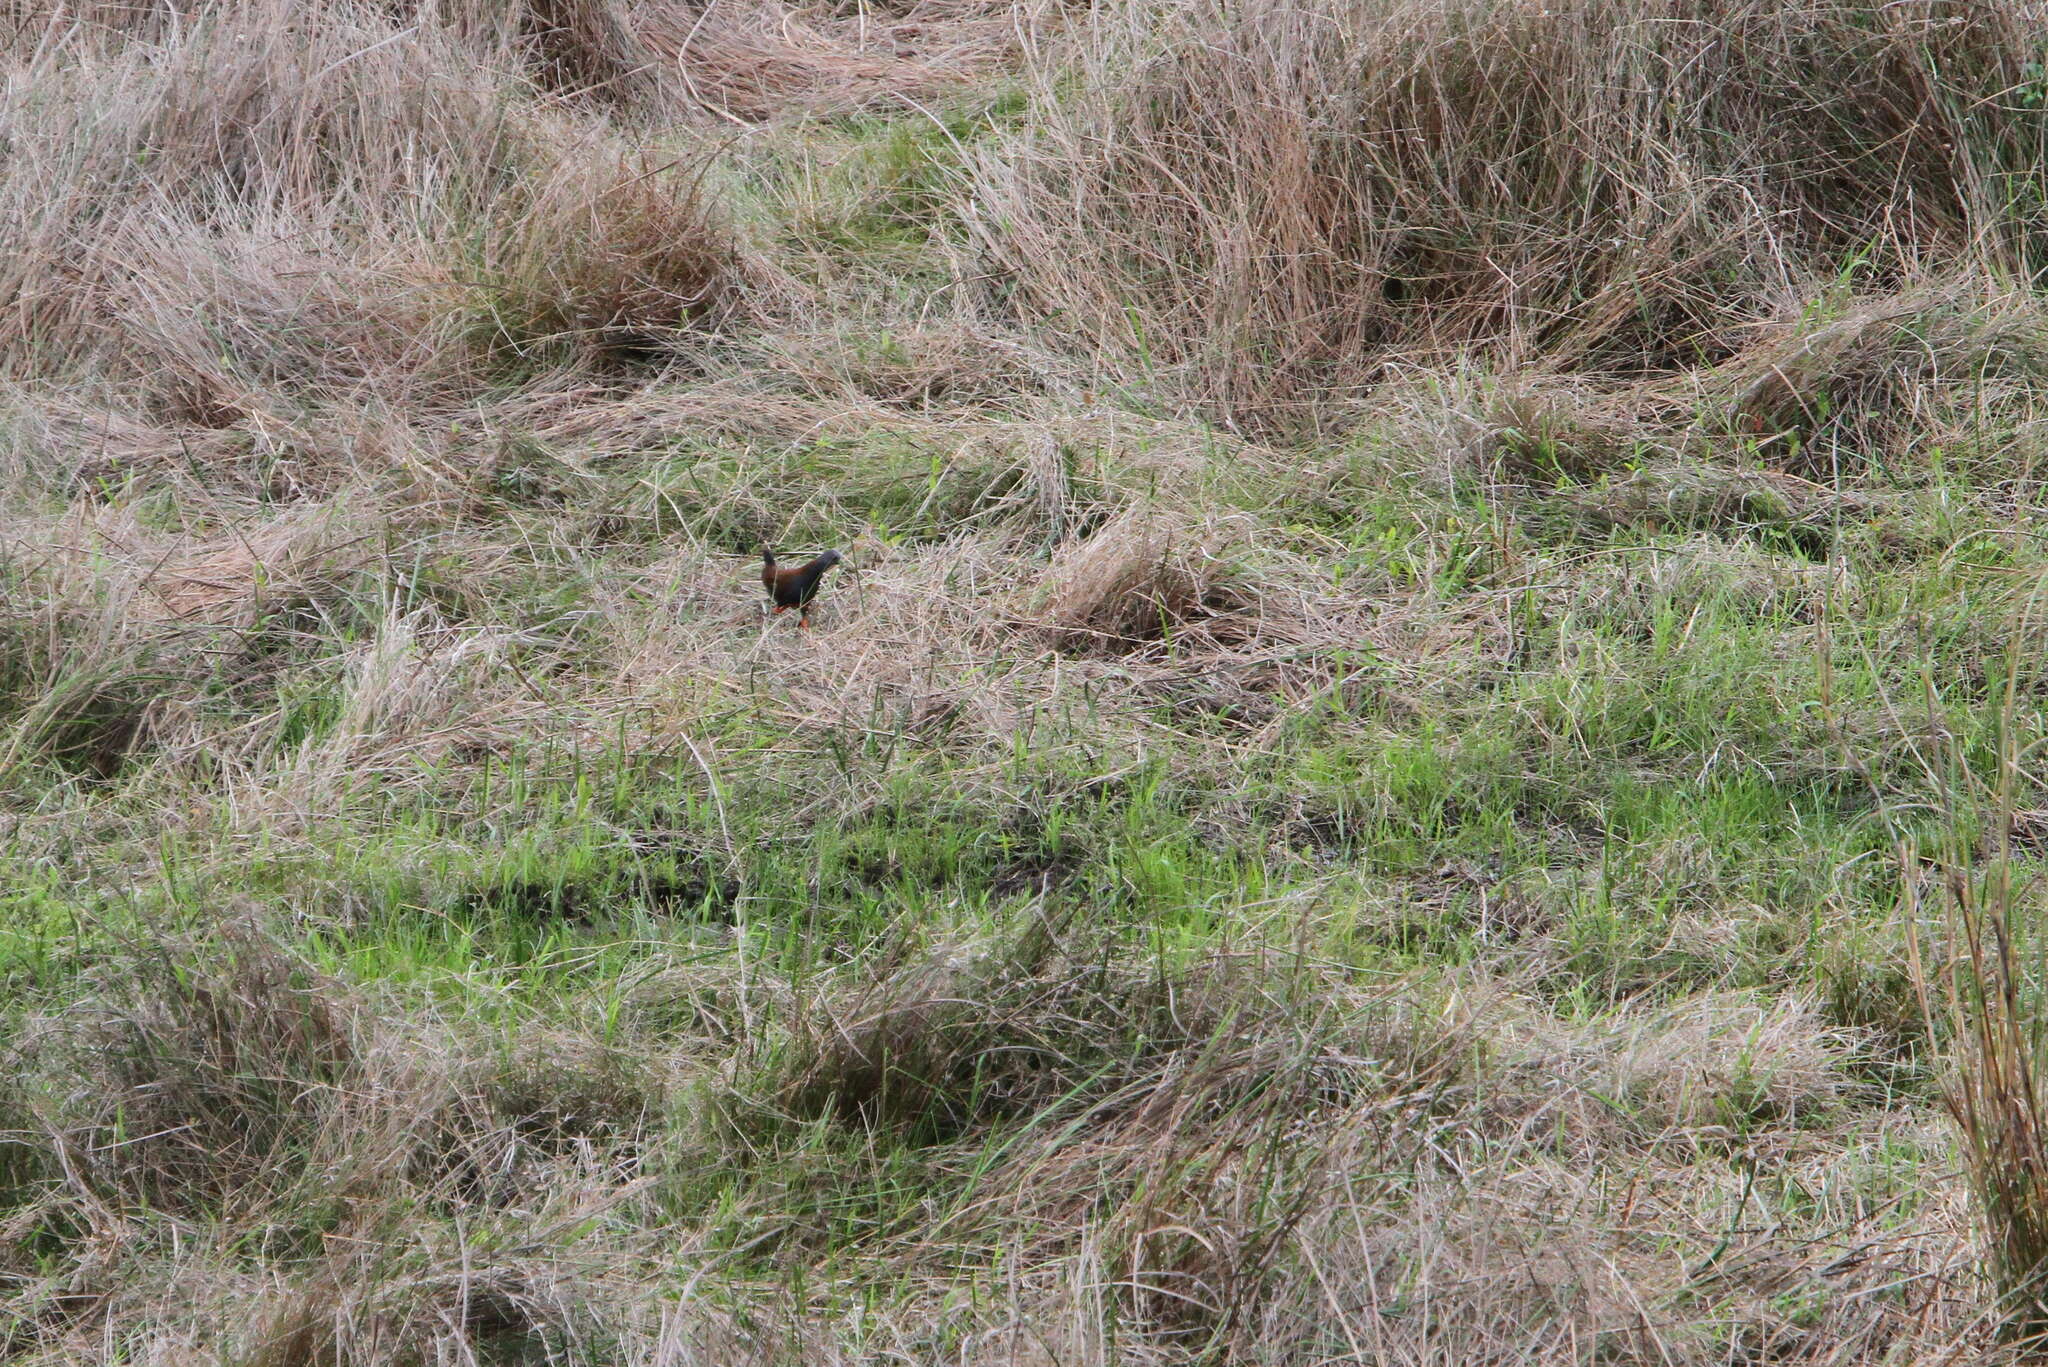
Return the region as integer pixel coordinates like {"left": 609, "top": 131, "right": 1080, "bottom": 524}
{"left": 761, "top": 544, "right": 776, "bottom": 569}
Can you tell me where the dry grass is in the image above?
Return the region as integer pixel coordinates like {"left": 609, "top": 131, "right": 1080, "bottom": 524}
{"left": 967, "top": 0, "right": 2048, "bottom": 427}
{"left": 1025, "top": 507, "right": 1240, "bottom": 654}
{"left": 0, "top": 0, "right": 755, "bottom": 422}
{"left": 645, "top": 0, "right": 1029, "bottom": 122}
{"left": 6, "top": 0, "right": 2048, "bottom": 1361}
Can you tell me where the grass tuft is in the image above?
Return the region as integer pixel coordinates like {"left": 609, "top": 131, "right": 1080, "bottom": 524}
{"left": 968, "top": 0, "right": 2048, "bottom": 427}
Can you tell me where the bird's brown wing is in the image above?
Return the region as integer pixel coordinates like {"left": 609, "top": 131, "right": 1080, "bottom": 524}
{"left": 766, "top": 566, "right": 803, "bottom": 607}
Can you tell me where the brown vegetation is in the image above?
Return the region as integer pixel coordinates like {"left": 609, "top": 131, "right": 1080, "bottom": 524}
{"left": 969, "top": 0, "right": 2048, "bottom": 427}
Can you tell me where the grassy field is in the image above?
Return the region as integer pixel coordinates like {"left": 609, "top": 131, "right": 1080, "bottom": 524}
{"left": 4, "top": 0, "right": 2048, "bottom": 1361}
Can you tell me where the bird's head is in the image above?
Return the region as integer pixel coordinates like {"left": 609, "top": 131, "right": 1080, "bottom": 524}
{"left": 816, "top": 549, "right": 844, "bottom": 569}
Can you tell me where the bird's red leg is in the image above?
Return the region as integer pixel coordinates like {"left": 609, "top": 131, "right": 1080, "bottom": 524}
{"left": 772, "top": 605, "right": 786, "bottom": 615}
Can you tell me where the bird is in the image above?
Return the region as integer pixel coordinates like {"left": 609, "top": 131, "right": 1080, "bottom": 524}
{"left": 760, "top": 545, "right": 844, "bottom": 628}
